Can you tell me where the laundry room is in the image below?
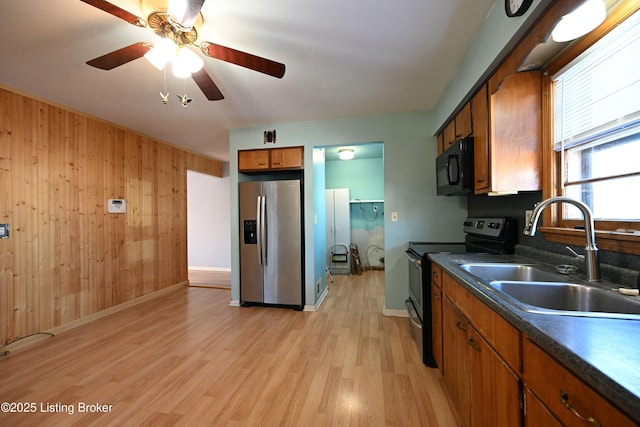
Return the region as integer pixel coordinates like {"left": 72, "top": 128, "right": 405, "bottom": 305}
{"left": 324, "top": 142, "right": 384, "bottom": 275}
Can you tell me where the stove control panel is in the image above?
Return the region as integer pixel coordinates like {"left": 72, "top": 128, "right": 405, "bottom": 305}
{"left": 463, "top": 217, "right": 508, "bottom": 238}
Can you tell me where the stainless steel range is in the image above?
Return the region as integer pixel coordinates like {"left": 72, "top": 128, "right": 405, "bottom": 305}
{"left": 406, "top": 217, "right": 517, "bottom": 367}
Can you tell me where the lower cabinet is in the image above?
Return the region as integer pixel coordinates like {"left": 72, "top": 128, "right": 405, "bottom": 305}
{"left": 468, "top": 325, "right": 521, "bottom": 427}
{"left": 442, "top": 272, "right": 522, "bottom": 427}
{"left": 443, "top": 295, "right": 522, "bottom": 427}
{"left": 523, "top": 337, "right": 636, "bottom": 427}
{"left": 443, "top": 298, "right": 471, "bottom": 426}
{"left": 438, "top": 269, "right": 636, "bottom": 427}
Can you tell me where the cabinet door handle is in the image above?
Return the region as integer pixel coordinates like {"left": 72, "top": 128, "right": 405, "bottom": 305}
{"left": 559, "top": 390, "right": 601, "bottom": 427}
{"left": 467, "top": 338, "right": 481, "bottom": 351}
{"left": 476, "top": 178, "right": 486, "bottom": 183}
{"left": 455, "top": 321, "right": 467, "bottom": 332}
{"left": 432, "top": 292, "right": 440, "bottom": 298}
{"left": 272, "top": 162, "right": 282, "bottom": 165}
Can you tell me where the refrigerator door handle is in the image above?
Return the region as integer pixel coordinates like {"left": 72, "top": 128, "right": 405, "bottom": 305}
{"left": 260, "top": 195, "right": 267, "bottom": 265}
{"left": 256, "top": 196, "right": 263, "bottom": 265}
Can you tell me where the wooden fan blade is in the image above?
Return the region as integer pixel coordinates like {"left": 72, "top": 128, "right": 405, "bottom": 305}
{"left": 86, "top": 42, "right": 152, "bottom": 70}
{"left": 192, "top": 69, "right": 224, "bottom": 100}
{"left": 200, "top": 42, "right": 285, "bottom": 79}
{"left": 80, "top": 0, "right": 147, "bottom": 27}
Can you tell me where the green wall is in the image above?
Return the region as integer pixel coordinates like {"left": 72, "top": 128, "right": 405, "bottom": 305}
{"left": 326, "top": 156, "right": 384, "bottom": 200}
{"left": 229, "top": 111, "right": 468, "bottom": 312}
{"left": 228, "top": 0, "right": 551, "bottom": 313}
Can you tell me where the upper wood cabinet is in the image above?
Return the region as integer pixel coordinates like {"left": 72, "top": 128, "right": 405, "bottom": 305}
{"left": 471, "top": 84, "right": 489, "bottom": 193}
{"left": 470, "top": 70, "right": 542, "bottom": 195}
{"left": 443, "top": 121, "right": 456, "bottom": 151}
{"left": 455, "top": 102, "right": 472, "bottom": 139}
{"left": 440, "top": 102, "right": 473, "bottom": 154}
{"left": 488, "top": 70, "right": 542, "bottom": 194}
{"left": 238, "top": 149, "right": 270, "bottom": 171}
{"left": 270, "top": 147, "right": 303, "bottom": 170}
{"left": 437, "top": 132, "right": 445, "bottom": 155}
{"left": 238, "top": 146, "right": 304, "bottom": 172}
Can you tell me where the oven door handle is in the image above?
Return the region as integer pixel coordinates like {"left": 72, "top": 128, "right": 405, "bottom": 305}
{"left": 405, "top": 251, "right": 422, "bottom": 268}
{"left": 406, "top": 299, "right": 423, "bottom": 329}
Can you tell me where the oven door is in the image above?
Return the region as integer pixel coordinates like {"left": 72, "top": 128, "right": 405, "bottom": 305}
{"left": 406, "top": 298, "right": 423, "bottom": 357}
{"left": 406, "top": 251, "right": 423, "bottom": 321}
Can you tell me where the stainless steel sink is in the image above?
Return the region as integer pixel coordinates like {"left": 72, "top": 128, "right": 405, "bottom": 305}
{"left": 460, "top": 263, "right": 563, "bottom": 282}
{"left": 489, "top": 281, "right": 640, "bottom": 319}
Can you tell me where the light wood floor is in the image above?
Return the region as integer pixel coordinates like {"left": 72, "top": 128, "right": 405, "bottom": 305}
{"left": 0, "top": 271, "right": 457, "bottom": 426}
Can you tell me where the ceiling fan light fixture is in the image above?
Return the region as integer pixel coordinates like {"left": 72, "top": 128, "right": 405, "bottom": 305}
{"left": 177, "top": 47, "right": 204, "bottom": 72}
{"left": 338, "top": 148, "right": 355, "bottom": 160}
{"left": 551, "top": 0, "right": 606, "bottom": 42}
{"left": 144, "top": 37, "right": 177, "bottom": 70}
{"left": 172, "top": 59, "right": 192, "bottom": 78}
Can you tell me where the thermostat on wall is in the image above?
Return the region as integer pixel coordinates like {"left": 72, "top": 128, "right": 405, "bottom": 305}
{"left": 107, "top": 199, "right": 126, "bottom": 213}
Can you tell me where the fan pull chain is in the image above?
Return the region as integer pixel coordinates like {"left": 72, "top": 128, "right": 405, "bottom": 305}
{"left": 160, "top": 66, "right": 169, "bottom": 105}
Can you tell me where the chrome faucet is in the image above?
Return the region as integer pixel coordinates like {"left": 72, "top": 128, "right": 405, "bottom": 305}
{"left": 523, "top": 196, "right": 601, "bottom": 282}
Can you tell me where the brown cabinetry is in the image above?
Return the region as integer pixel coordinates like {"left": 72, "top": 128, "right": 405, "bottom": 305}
{"left": 270, "top": 147, "right": 304, "bottom": 170}
{"left": 238, "top": 146, "right": 304, "bottom": 172}
{"left": 431, "top": 263, "right": 444, "bottom": 371}
{"left": 471, "top": 84, "right": 490, "bottom": 193}
{"left": 443, "top": 121, "right": 456, "bottom": 151}
{"left": 482, "top": 70, "right": 542, "bottom": 194}
{"left": 443, "top": 298, "right": 471, "bottom": 427}
{"left": 523, "top": 338, "right": 636, "bottom": 427}
{"left": 455, "top": 102, "right": 472, "bottom": 139}
{"left": 441, "top": 272, "right": 523, "bottom": 427}
{"left": 439, "top": 102, "right": 473, "bottom": 155}
{"left": 468, "top": 325, "right": 522, "bottom": 427}
{"left": 238, "top": 149, "right": 270, "bottom": 171}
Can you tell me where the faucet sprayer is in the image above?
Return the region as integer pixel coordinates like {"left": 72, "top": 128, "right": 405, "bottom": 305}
{"left": 523, "top": 196, "right": 601, "bottom": 282}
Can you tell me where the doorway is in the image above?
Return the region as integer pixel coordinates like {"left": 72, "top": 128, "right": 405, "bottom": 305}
{"left": 322, "top": 142, "right": 385, "bottom": 274}
{"left": 186, "top": 167, "right": 232, "bottom": 288}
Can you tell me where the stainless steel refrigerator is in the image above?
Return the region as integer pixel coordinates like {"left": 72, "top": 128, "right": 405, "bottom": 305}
{"left": 239, "top": 179, "right": 303, "bottom": 308}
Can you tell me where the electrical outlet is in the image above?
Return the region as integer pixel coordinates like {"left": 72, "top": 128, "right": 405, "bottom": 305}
{"left": 0, "top": 223, "right": 8, "bottom": 239}
{"left": 525, "top": 210, "right": 533, "bottom": 225}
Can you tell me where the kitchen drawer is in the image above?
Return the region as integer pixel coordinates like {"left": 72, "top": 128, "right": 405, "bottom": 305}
{"left": 523, "top": 337, "right": 636, "bottom": 427}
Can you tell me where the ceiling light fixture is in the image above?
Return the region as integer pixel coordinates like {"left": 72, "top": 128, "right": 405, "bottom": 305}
{"left": 338, "top": 149, "right": 355, "bottom": 160}
{"left": 551, "top": 0, "right": 606, "bottom": 42}
{"left": 144, "top": 36, "right": 203, "bottom": 78}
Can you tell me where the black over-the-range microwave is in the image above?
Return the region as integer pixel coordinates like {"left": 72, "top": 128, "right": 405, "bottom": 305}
{"left": 436, "top": 136, "right": 474, "bottom": 196}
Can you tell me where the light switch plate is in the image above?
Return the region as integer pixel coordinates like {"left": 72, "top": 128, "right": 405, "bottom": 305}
{"left": 0, "top": 223, "right": 8, "bottom": 239}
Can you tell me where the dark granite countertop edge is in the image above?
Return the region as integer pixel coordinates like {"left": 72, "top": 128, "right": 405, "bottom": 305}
{"left": 428, "top": 252, "right": 640, "bottom": 422}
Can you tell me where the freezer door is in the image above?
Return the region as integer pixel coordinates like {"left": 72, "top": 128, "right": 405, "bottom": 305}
{"left": 239, "top": 181, "right": 264, "bottom": 303}
{"left": 263, "top": 180, "right": 302, "bottom": 305}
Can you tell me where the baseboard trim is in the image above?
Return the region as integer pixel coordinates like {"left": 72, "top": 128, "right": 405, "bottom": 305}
{"left": 3, "top": 281, "right": 188, "bottom": 354}
{"left": 188, "top": 266, "right": 232, "bottom": 272}
{"left": 304, "top": 286, "right": 328, "bottom": 312}
{"left": 229, "top": 300, "right": 240, "bottom": 307}
{"left": 383, "top": 308, "right": 408, "bottom": 317}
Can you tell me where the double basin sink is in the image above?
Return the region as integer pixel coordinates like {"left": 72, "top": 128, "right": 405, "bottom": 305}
{"left": 459, "top": 262, "right": 640, "bottom": 320}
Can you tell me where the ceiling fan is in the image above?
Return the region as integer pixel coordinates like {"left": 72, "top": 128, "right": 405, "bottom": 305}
{"left": 80, "top": 0, "right": 286, "bottom": 101}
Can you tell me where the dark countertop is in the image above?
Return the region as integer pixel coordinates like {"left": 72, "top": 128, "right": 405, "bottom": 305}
{"left": 428, "top": 252, "right": 640, "bottom": 422}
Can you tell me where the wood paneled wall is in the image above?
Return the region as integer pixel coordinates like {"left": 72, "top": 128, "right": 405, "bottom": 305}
{"left": 0, "top": 87, "right": 222, "bottom": 345}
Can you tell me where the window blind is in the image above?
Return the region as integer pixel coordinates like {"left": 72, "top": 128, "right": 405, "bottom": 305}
{"left": 553, "top": 9, "right": 640, "bottom": 151}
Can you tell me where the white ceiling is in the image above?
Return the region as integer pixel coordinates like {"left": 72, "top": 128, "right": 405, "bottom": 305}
{"left": 0, "top": 0, "right": 495, "bottom": 162}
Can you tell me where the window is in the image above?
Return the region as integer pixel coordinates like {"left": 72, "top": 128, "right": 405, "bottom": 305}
{"left": 552, "top": 8, "right": 640, "bottom": 224}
